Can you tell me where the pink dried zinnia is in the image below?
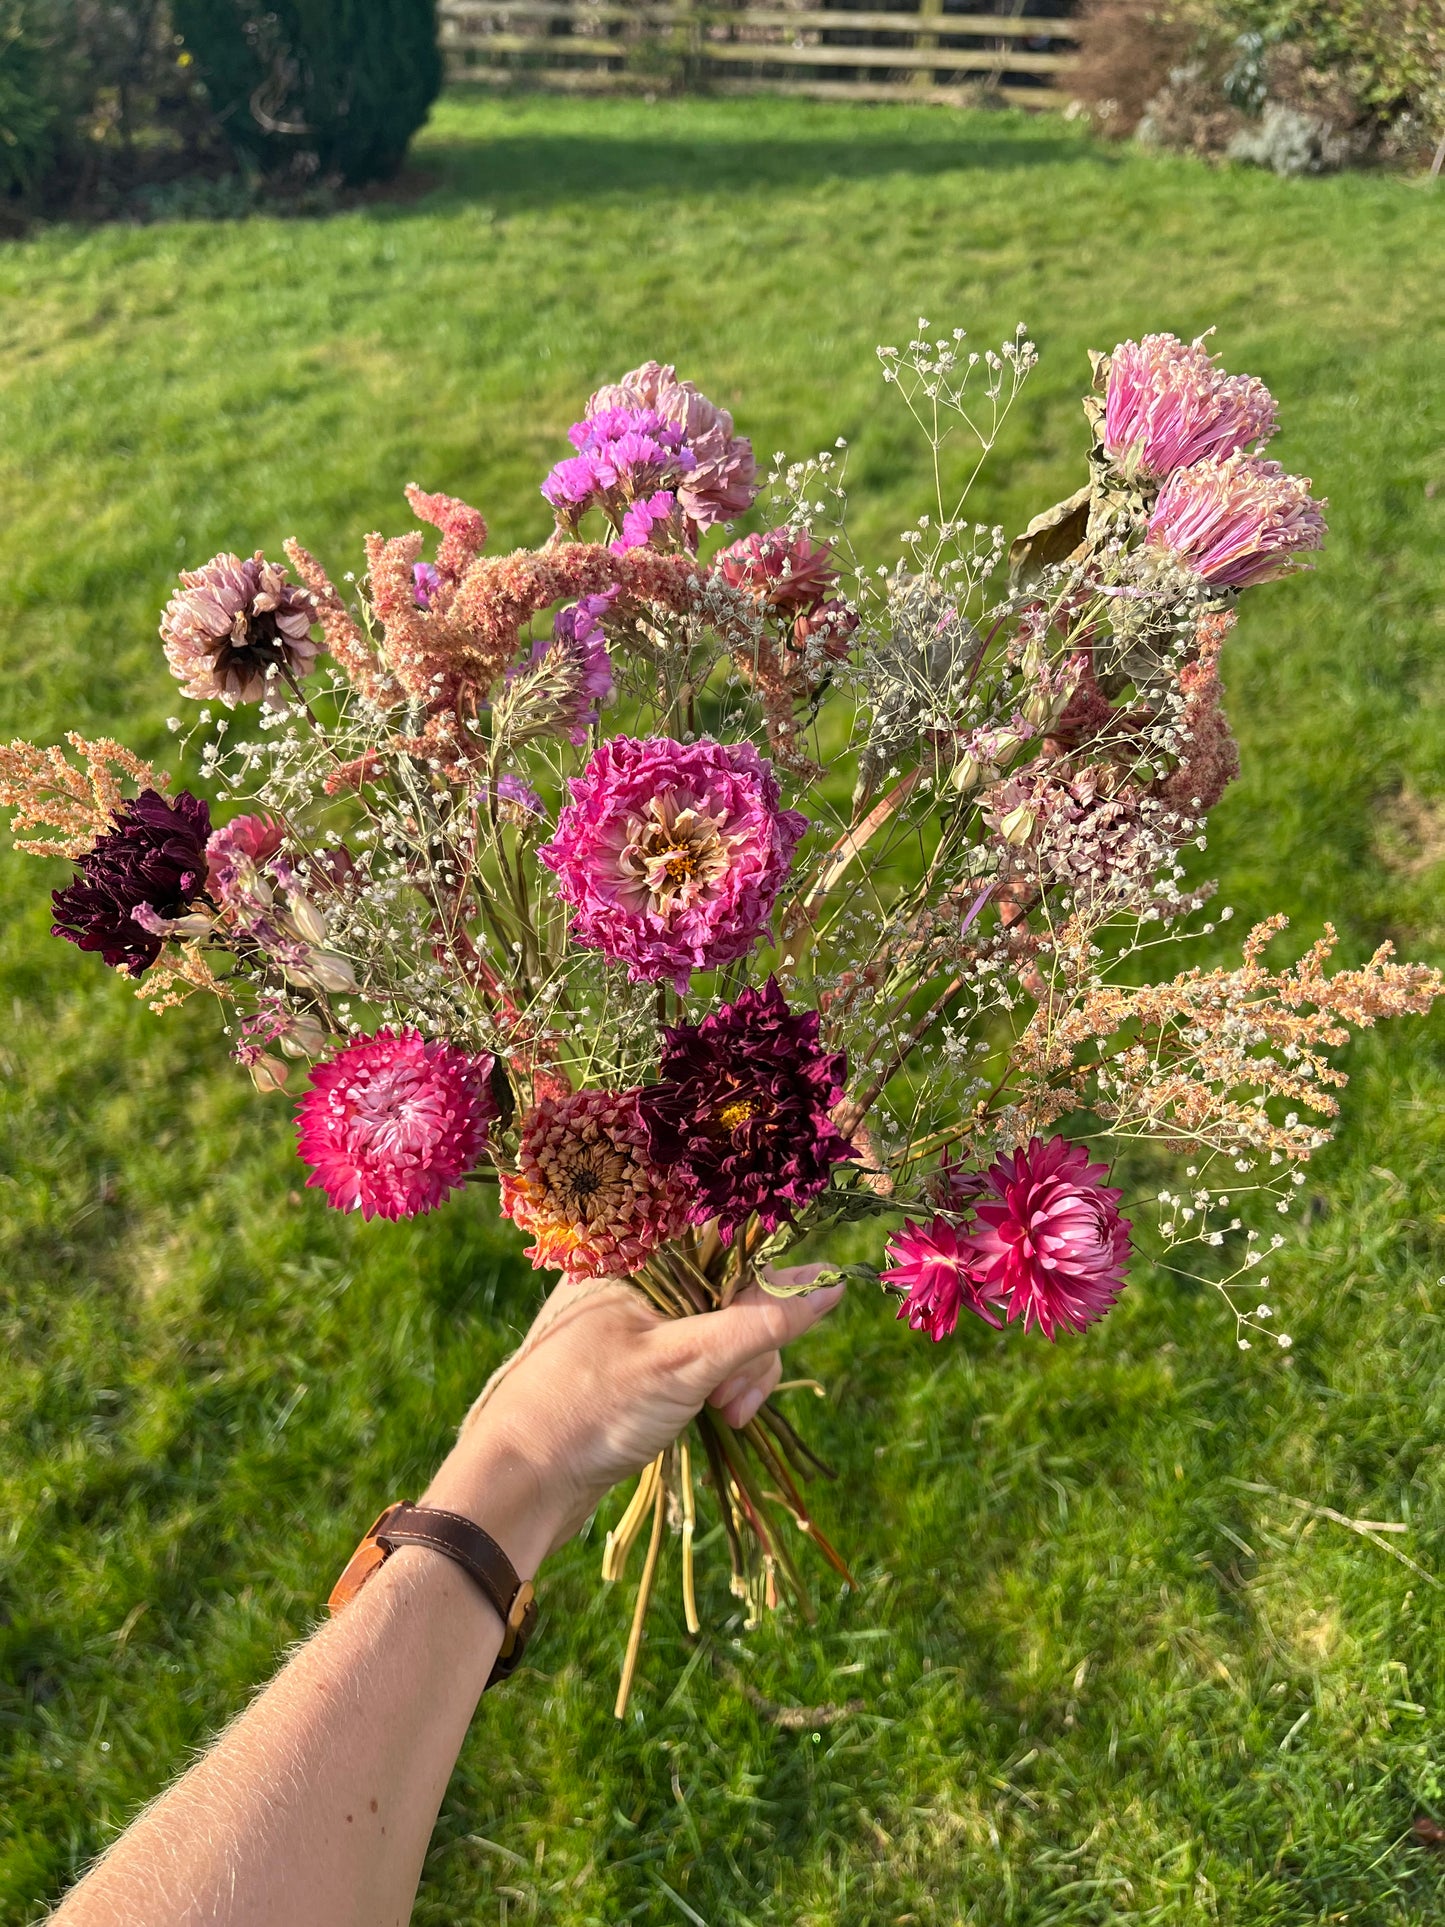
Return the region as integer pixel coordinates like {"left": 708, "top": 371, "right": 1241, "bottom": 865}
{"left": 963, "top": 1136, "right": 1130, "bottom": 1339}
{"left": 1103, "top": 333, "right": 1277, "bottom": 481}
{"left": 297, "top": 1027, "right": 499, "bottom": 1221}
{"left": 881, "top": 1217, "right": 1003, "bottom": 1341}
{"left": 1147, "top": 453, "right": 1326, "bottom": 589}
{"left": 588, "top": 362, "right": 757, "bottom": 530}
{"left": 499, "top": 1085, "right": 687, "bottom": 1279}
{"left": 539, "top": 736, "right": 806, "bottom": 991}
{"left": 161, "top": 551, "right": 320, "bottom": 705}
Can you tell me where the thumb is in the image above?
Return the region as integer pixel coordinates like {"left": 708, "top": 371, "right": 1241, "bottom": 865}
{"left": 688, "top": 1278, "right": 846, "bottom": 1389}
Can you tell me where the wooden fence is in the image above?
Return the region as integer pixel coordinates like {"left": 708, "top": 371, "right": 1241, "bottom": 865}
{"left": 438, "top": 3, "right": 1080, "bottom": 110}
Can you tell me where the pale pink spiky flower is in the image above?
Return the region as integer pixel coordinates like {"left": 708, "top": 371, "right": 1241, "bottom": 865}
{"left": 963, "top": 1136, "right": 1130, "bottom": 1340}
{"left": 499, "top": 1086, "right": 688, "bottom": 1280}
{"left": 881, "top": 1217, "right": 1003, "bottom": 1342}
{"left": 161, "top": 552, "right": 319, "bottom": 705}
{"left": 1103, "top": 332, "right": 1277, "bottom": 481}
{"left": 1147, "top": 453, "right": 1326, "bottom": 589}
{"left": 296, "top": 1028, "right": 499, "bottom": 1221}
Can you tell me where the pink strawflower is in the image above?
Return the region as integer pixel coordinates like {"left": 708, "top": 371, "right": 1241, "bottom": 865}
{"left": 715, "top": 526, "right": 840, "bottom": 617}
{"left": 1147, "top": 453, "right": 1326, "bottom": 589}
{"left": 499, "top": 1085, "right": 688, "bottom": 1279}
{"left": 963, "top": 1136, "right": 1130, "bottom": 1339}
{"left": 539, "top": 736, "right": 807, "bottom": 991}
{"left": 1103, "top": 332, "right": 1278, "bottom": 481}
{"left": 205, "top": 813, "right": 284, "bottom": 904}
{"left": 296, "top": 1027, "right": 499, "bottom": 1221}
{"left": 588, "top": 362, "right": 757, "bottom": 530}
{"left": 882, "top": 1217, "right": 1003, "bottom": 1341}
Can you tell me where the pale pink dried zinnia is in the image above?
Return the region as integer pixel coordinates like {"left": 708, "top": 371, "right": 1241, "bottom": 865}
{"left": 296, "top": 1027, "right": 499, "bottom": 1221}
{"left": 1103, "top": 332, "right": 1277, "bottom": 481}
{"left": 963, "top": 1136, "right": 1130, "bottom": 1340}
{"left": 161, "top": 551, "right": 320, "bottom": 705}
{"left": 499, "top": 1085, "right": 688, "bottom": 1279}
{"left": 1147, "top": 453, "right": 1326, "bottom": 589}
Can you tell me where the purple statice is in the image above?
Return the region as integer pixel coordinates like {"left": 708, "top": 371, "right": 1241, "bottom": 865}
{"left": 589, "top": 362, "right": 757, "bottom": 530}
{"left": 496, "top": 772, "right": 546, "bottom": 821}
{"left": 613, "top": 490, "right": 679, "bottom": 553}
{"left": 539, "top": 736, "right": 806, "bottom": 991}
{"left": 412, "top": 561, "right": 442, "bottom": 610}
{"left": 506, "top": 591, "right": 616, "bottom": 746}
{"left": 638, "top": 977, "right": 855, "bottom": 1242}
{"left": 541, "top": 405, "right": 695, "bottom": 544}
{"left": 51, "top": 789, "right": 212, "bottom": 976}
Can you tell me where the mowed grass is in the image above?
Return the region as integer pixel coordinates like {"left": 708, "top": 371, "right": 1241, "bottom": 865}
{"left": 2, "top": 91, "right": 1445, "bottom": 1925}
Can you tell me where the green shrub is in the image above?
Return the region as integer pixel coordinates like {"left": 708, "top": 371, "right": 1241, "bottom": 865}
{"left": 0, "top": 0, "right": 58, "bottom": 201}
{"left": 172, "top": 0, "right": 443, "bottom": 187}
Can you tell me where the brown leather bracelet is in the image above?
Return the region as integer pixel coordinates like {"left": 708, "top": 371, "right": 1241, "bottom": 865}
{"left": 329, "top": 1501, "right": 537, "bottom": 1689}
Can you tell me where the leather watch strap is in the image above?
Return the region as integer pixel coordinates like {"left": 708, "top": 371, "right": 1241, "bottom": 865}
{"left": 328, "top": 1501, "right": 537, "bottom": 1689}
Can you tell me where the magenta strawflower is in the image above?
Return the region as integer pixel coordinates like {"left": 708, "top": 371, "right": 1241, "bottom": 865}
{"left": 296, "top": 1027, "right": 499, "bottom": 1221}
{"left": 539, "top": 736, "right": 806, "bottom": 990}
{"left": 499, "top": 1085, "right": 688, "bottom": 1279}
{"left": 882, "top": 1217, "right": 1003, "bottom": 1341}
{"left": 1147, "top": 453, "right": 1326, "bottom": 589}
{"left": 637, "top": 977, "right": 854, "bottom": 1241}
{"left": 1103, "top": 333, "right": 1277, "bottom": 481}
{"left": 962, "top": 1136, "right": 1130, "bottom": 1339}
{"left": 588, "top": 362, "right": 757, "bottom": 530}
{"left": 161, "top": 551, "right": 319, "bottom": 706}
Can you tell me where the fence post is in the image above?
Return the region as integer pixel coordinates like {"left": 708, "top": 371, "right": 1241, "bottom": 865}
{"left": 913, "top": 0, "right": 944, "bottom": 93}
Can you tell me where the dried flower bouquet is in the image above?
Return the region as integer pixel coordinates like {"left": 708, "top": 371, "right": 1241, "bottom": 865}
{"left": 5, "top": 326, "right": 1440, "bottom": 1715}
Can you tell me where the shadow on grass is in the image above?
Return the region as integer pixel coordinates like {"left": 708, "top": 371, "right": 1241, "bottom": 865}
{"left": 404, "top": 113, "right": 1112, "bottom": 216}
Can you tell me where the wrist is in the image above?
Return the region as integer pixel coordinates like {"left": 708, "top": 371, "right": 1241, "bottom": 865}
{"left": 419, "top": 1413, "right": 565, "bottom": 1584}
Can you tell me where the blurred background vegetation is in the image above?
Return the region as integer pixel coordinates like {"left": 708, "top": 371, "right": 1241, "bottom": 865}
{"left": 2, "top": 84, "right": 1445, "bottom": 1927}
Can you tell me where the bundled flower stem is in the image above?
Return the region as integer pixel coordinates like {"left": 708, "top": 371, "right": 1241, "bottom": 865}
{"left": 7, "top": 326, "right": 1439, "bottom": 1716}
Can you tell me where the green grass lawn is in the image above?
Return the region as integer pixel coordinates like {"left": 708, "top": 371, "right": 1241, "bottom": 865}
{"left": 3, "top": 90, "right": 1445, "bottom": 1925}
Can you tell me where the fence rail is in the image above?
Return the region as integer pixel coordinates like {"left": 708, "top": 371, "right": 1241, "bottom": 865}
{"left": 439, "top": 2, "right": 1080, "bottom": 109}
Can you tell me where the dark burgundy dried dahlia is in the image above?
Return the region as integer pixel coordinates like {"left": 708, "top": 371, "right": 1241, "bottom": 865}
{"left": 638, "top": 976, "right": 855, "bottom": 1241}
{"left": 161, "top": 551, "right": 319, "bottom": 705}
{"left": 51, "top": 789, "right": 212, "bottom": 976}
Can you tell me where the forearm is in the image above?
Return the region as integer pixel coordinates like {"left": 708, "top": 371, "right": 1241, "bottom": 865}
{"left": 53, "top": 1424, "right": 557, "bottom": 1927}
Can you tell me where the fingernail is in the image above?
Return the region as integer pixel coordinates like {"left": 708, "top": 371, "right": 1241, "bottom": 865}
{"left": 736, "top": 1386, "right": 765, "bottom": 1426}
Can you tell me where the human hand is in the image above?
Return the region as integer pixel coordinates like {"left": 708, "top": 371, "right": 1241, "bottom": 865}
{"left": 421, "top": 1267, "right": 845, "bottom": 1577}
